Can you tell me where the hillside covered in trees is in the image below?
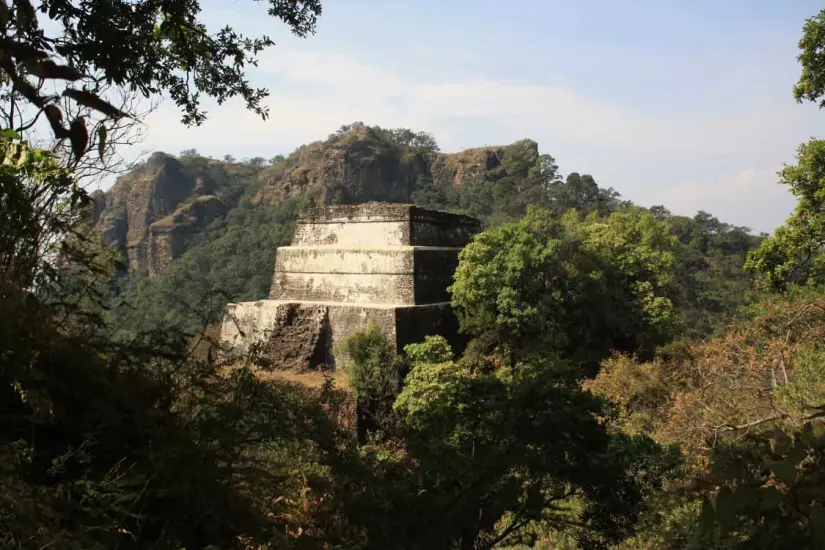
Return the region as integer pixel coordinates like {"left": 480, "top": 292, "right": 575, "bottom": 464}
{"left": 5, "top": 0, "right": 825, "bottom": 548}
{"left": 94, "top": 123, "right": 762, "bottom": 342}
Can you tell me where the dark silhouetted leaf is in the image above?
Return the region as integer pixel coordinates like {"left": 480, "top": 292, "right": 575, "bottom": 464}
{"left": 68, "top": 117, "right": 88, "bottom": 163}
{"left": 0, "top": 2, "right": 10, "bottom": 28}
{"left": 62, "top": 88, "right": 130, "bottom": 119}
{"left": 26, "top": 60, "right": 84, "bottom": 81}
{"left": 43, "top": 105, "right": 69, "bottom": 139}
{"left": 15, "top": 0, "right": 36, "bottom": 30}
{"left": 0, "top": 37, "right": 49, "bottom": 61}
{"left": 97, "top": 124, "right": 107, "bottom": 160}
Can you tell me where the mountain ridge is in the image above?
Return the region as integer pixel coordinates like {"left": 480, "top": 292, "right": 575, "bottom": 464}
{"left": 91, "top": 123, "right": 545, "bottom": 277}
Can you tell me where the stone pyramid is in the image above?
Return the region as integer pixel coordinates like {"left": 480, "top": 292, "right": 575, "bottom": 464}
{"left": 220, "top": 202, "right": 480, "bottom": 370}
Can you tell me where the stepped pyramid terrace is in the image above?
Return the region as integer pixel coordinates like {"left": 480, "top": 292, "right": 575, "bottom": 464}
{"left": 219, "top": 202, "right": 481, "bottom": 370}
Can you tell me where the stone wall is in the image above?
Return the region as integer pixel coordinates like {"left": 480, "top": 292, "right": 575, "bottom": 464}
{"left": 413, "top": 248, "right": 461, "bottom": 304}
{"left": 271, "top": 203, "right": 476, "bottom": 306}
{"left": 293, "top": 220, "right": 410, "bottom": 247}
{"left": 269, "top": 245, "right": 461, "bottom": 305}
{"left": 221, "top": 300, "right": 398, "bottom": 368}
{"left": 271, "top": 272, "right": 415, "bottom": 304}
{"left": 221, "top": 300, "right": 287, "bottom": 357}
{"left": 395, "top": 303, "right": 466, "bottom": 357}
{"left": 274, "top": 247, "right": 414, "bottom": 276}
{"left": 327, "top": 305, "right": 397, "bottom": 368}
{"left": 220, "top": 300, "right": 457, "bottom": 369}
{"left": 261, "top": 303, "right": 329, "bottom": 371}
{"left": 409, "top": 206, "right": 480, "bottom": 247}
{"left": 291, "top": 202, "right": 479, "bottom": 248}
{"left": 297, "top": 202, "right": 415, "bottom": 224}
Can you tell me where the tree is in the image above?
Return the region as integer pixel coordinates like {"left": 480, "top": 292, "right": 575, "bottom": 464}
{"left": 746, "top": 8, "right": 825, "bottom": 290}
{"left": 0, "top": 0, "right": 323, "bottom": 162}
{"left": 548, "top": 173, "right": 625, "bottom": 217}
{"left": 0, "top": 3, "right": 361, "bottom": 547}
{"left": 0, "top": 130, "right": 83, "bottom": 289}
{"left": 1, "top": 76, "right": 157, "bottom": 186}
{"left": 385, "top": 127, "right": 440, "bottom": 153}
{"left": 459, "top": 143, "right": 562, "bottom": 225}
{"left": 410, "top": 174, "right": 450, "bottom": 211}
{"left": 0, "top": 131, "right": 366, "bottom": 549}
{"left": 794, "top": 9, "right": 825, "bottom": 108}
{"left": 667, "top": 211, "right": 761, "bottom": 338}
{"left": 639, "top": 9, "right": 825, "bottom": 547}
{"left": 746, "top": 139, "right": 825, "bottom": 290}
{"left": 450, "top": 206, "right": 676, "bottom": 372}
{"left": 649, "top": 204, "right": 672, "bottom": 220}
{"left": 329, "top": 121, "right": 366, "bottom": 141}
{"left": 404, "top": 335, "right": 454, "bottom": 366}
{"left": 341, "top": 322, "right": 402, "bottom": 435}
{"left": 587, "top": 289, "right": 825, "bottom": 547}
{"left": 364, "top": 352, "right": 680, "bottom": 549}
{"left": 693, "top": 426, "right": 825, "bottom": 549}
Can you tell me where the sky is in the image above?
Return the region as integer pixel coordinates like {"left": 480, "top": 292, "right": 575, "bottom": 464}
{"left": 114, "top": 0, "right": 825, "bottom": 234}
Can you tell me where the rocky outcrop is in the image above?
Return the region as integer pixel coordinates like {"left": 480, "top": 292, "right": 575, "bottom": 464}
{"left": 257, "top": 125, "right": 539, "bottom": 207}
{"left": 431, "top": 139, "right": 539, "bottom": 189}
{"left": 92, "top": 153, "right": 230, "bottom": 277}
{"left": 147, "top": 195, "right": 228, "bottom": 276}
{"left": 257, "top": 126, "right": 430, "bottom": 205}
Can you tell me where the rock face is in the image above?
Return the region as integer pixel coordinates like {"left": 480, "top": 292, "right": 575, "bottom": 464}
{"left": 257, "top": 127, "right": 429, "bottom": 206}
{"left": 255, "top": 125, "right": 540, "bottom": 207}
{"left": 91, "top": 153, "right": 235, "bottom": 277}
{"left": 431, "top": 139, "right": 539, "bottom": 190}
{"left": 220, "top": 203, "right": 481, "bottom": 370}
{"left": 147, "top": 195, "right": 228, "bottom": 276}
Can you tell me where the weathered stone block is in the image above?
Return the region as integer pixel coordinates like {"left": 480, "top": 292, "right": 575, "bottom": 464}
{"left": 262, "top": 303, "right": 329, "bottom": 371}
{"left": 269, "top": 245, "right": 462, "bottom": 305}
{"left": 275, "top": 246, "right": 413, "bottom": 274}
{"left": 271, "top": 272, "right": 415, "bottom": 304}
{"left": 292, "top": 203, "right": 479, "bottom": 247}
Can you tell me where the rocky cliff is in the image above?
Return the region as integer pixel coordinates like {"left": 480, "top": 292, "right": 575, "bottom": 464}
{"left": 255, "top": 125, "right": 539, "bottom": 206}
{"left": 91, "top": 124, "right": 542, "bottom": 277}
{"left": 91, "top": 152, "right": 255, "bottom": 277}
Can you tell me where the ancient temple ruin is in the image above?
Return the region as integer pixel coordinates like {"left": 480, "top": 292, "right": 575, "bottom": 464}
{"left": 219, "top": 203, "right": 480, "bottom": 370}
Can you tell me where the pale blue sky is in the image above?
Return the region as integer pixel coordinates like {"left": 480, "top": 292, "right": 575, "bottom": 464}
{"left": 125, "top": 1, "right": 824, "bottom": 233}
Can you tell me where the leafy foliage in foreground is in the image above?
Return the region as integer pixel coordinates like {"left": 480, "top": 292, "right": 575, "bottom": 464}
{"left": 0, "top": 0, "right": 322, "bottom": 148}
{"left": 586, "top": 289, "right": 825, "bottom": 548}
{"left": 0, "top": 133, "right": 363, "bottom": 549}
{"left": 333, "top": 327, "right": 680, "bottom": 548}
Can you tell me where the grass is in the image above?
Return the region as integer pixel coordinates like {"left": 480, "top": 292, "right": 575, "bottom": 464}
{"left": 251, "top": 365, "right": 351, "bottom": 390}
